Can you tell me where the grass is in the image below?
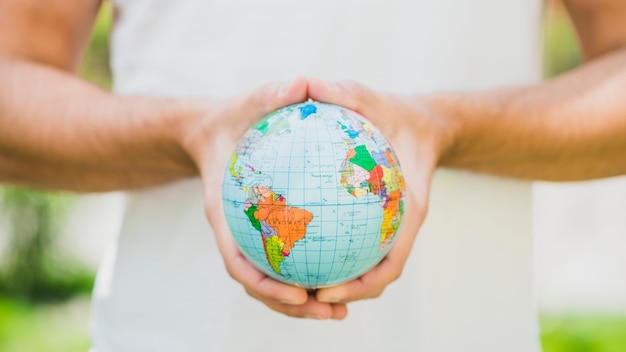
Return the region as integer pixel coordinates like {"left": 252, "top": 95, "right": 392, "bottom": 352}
{"left": 79, "top": 1, "right": 113, "bottom": 88}
{"left": 0, "top": 296, "right": 91, "bottom": 352}
{"left": 541, "top": 314, "right": 626, "bottom": 352}
{"left": 1, "top": 293, "right": 626, "bottom": 352}
{"left": 543, "top": 2, "right": 581, "bottom": 77}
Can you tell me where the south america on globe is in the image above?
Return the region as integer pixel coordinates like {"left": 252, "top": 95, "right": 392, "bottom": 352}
{"left": 222, "top": 102, "right": 406, "bottom": 288}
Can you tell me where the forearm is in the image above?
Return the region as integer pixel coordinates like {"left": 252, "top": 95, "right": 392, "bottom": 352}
{"left": 433, "top": 47, "right": 626, "bottom": 181}
{"left": 0, "top": 59, "right": 200, "bottom": 191}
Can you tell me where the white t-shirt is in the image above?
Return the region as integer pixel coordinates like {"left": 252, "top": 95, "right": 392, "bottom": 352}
{"left": 91, "top": 1, "right": 543, "bottom": 351}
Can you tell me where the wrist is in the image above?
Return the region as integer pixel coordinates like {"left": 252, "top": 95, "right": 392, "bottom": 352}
{"left": 167, "top": 98, "right": 213, "bottom": 174}
{"left": 413, "top": 93, "right": 462, "bottom": 168}
{"left": 115, "top": 95, "right": 206, "bottom": 177}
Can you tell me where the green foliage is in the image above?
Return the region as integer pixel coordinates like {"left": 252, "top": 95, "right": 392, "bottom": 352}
{"left": 0, "top": 188, "right": 94, "bottom": 301}
{"left": 541, "top": 314, "right": 626, "bottom": 352}
{"left": 0, "top": 295, "right": 91, "bottom": 352}
{"left": 0, "top": 4, "right": 113, "bottom": 350}
{"left": 543, "top": 7, "right": 582, "bottom": 77}
{"left": 79, "top": 1, "right": 113, "bottom": 88}
{"left": 0, "top": 3, "right": 112, "bottom": 302}
{"left": 1, "top": 189, "right": 57, "bottom": 297}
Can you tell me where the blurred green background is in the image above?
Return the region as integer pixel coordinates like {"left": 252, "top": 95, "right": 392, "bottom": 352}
{"left": 1, "top": 1, "right": 625, "bottom": 351}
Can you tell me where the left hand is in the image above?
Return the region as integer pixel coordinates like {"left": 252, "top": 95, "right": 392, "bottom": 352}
{"left": 308, "top": 78, "right": 453, "bottom": 304}
{"left": 182, "top": 77, "right": 348, "bottom": 319}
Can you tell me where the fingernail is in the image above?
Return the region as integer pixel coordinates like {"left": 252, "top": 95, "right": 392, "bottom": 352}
{"left": 279, "top": 298, "right": 301, "bottom": 305}
{"left": 319, "top": 296, "right": 341, "bottom": 303}
{"left": 312, "top": 78, "right": 337, "bottom": 90}
{"left": 277, "top": 81, "right": 291, "bottom": 97}
{"left": 304, "top": 315, "right": 326, "bottom": 320}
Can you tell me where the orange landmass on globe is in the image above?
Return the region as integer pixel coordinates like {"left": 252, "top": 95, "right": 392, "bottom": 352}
{"left": 253, "top": 186, "right": 313, "bottom": 261}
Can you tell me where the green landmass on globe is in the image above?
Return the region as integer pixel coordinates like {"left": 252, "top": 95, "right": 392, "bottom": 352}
{"left": 223, "top": 101, "right": 405, "bottom": 288}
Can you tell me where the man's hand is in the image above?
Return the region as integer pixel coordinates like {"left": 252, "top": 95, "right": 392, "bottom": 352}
{"left": 200, "top": 0, "right": 626, "bottom": 314}
{"left": 181, "top": 77, "right": 348, "bottom": 320}
{"left": 308, "top": 79, "right": 453, "bottom": 304}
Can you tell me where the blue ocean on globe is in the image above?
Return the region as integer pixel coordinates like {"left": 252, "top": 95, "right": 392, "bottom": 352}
{"left": 222, "top": 102, "right": 405, "bottom": 288}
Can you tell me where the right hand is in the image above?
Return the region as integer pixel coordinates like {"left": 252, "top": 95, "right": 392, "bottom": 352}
{"left": 308, "top": 79, "right": 453, "bottom": 306}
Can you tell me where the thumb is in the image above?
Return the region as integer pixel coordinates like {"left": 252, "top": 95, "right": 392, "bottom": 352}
{"left": 237, "top": 76, "right": 309, "bottom": 123}
{"left": 308, "top": 78, "right": 379, "bottom": 117}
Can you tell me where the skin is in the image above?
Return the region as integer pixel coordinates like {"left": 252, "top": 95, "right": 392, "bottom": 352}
{"left": 0, "top": 0, "right": 344, "bottom": 319}
{"left": 1, "top": 0, "right": 625, "bottom": 320}
{"left": 310, "top": 0, "right": 626, "bottom": 305}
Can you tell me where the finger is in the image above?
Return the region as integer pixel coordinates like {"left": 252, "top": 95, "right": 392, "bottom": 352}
{"left": 200, "top": 78, "right": 312, "bottom": 307}
{"left": 186, "top": 77, "right": 309, "bottom": 171}
{"left": 232, "top": 76, "right": 309, "bottom": 126}
{"left": 316, "top": 194, "right": 427, "bottom": 303}
{"left": 205, "top": 200, "right": 309, "bottom": 305}
{"left": 206, "top": 187, "right": 349, "bottom": 319}
{"left": 330, "top": 302, "right": 349, "bottom": 320}
{"left": 252, "top": 292, "right": 348, "bottom": 320}
{"left": 205, "top": 182, "right": 347, "bottom": 317}
{"left": 308, "top": 78, "right": 380, "bottom": 117}
{"left": 309, "top": 78, "right": 398, "bottom": 141}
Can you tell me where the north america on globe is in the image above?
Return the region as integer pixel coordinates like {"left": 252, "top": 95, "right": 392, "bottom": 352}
{"left": 223, "top": 101, "right": 405, "bottom": 288}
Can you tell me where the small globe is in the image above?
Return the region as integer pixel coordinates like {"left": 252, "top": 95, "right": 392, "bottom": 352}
{"left": 222, "top": 102, "right": 405, "bottom": 288}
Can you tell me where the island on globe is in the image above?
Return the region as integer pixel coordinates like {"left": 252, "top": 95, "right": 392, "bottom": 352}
{"left": 222, "top": 101, "right": 405, "bottom": 288}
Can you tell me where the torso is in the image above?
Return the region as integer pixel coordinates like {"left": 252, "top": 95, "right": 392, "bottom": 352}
{"left": 91, "top": 1, "right": 543, "bottom": 351}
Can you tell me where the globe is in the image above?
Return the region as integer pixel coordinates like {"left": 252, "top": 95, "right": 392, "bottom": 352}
{"left": 222, "top": 102, "right": 406, "bottom": 288}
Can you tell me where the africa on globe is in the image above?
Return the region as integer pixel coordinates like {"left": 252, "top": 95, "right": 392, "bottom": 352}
{"left": 222, "top": 102, "right": 405, "bottom": 288}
